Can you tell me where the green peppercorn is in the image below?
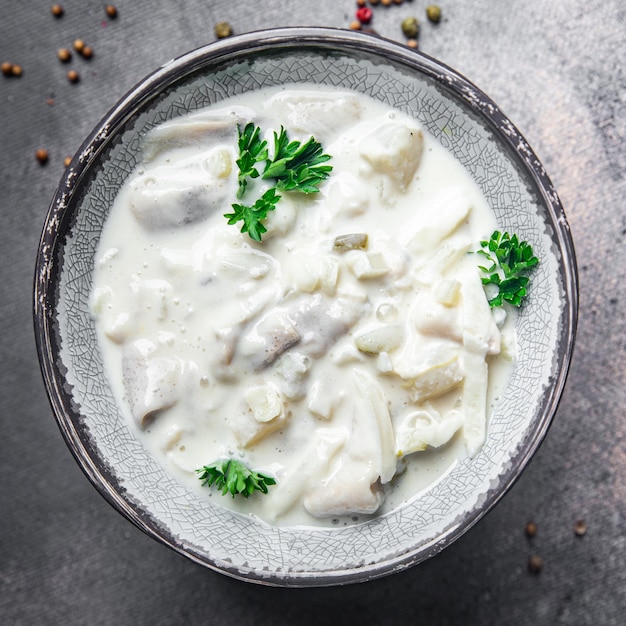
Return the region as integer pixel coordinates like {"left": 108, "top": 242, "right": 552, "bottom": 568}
{"left": 214, "top": 21, "right": 233, "bottom": 39}
{"left": 401, "top": 16, "right": 419, "bottom": 39}
{"left": 426, "top": 5, "right": 442, "bottom": 23}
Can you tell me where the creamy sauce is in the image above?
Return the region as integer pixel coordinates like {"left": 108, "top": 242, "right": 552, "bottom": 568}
{"left": 91, "top": 86, "right": 516, "bottom": 527}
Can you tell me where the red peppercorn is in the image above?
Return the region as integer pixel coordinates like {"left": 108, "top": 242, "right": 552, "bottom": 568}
{"left": 356, "top": 7, "right": 373, "bottom": 23}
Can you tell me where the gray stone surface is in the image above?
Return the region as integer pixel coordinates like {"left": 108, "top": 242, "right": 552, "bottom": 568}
{"left": 0, "top": 1, "right": 623, "bottom": 624}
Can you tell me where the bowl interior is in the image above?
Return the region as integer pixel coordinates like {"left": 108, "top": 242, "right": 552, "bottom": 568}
{"left": 34, "top": 28, "right": 577, "bottom": 586}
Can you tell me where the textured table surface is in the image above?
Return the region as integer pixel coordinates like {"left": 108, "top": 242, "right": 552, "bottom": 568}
{"left": 1, "top": 1, "right": 624, "bottom": 624}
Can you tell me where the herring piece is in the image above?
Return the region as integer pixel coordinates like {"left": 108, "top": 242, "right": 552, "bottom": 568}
{"left": 307, "top": 378, "right": 343, "bottom": 421}
{"left": 128, "top": 148, "right": 235, "bottom": 231}
{"left": 122, "top": 341, "right": 182, "bottom": 428}
{"left": 407, "top": 354, "right": 464, "bottom": 402}
{"left": 360, "top": 119, "right": 424, "bottom": 191}
{"left": 231, "top": 402, "right": 289, "bottom": 448}
{"left": 265, "top": 91, "right": 363, "bottom": 143}
{"left": 142, "top": 105, "right": 254, "bottom": 161}
{"left": 345, "top": 250, "right": 390, "bottom": 279}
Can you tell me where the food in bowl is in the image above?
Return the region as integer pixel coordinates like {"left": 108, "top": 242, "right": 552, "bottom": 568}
{"left": 90, "top": 85, "right": 529, "bottom": 526}
{"left": 35, "top": 28, "right": 576, "bottom": 584}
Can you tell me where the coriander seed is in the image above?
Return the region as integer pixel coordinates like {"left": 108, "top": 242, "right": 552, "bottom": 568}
{"left": 574, "top": 520, "right": 587, "bottom": 536}
{"left": 81, "top": 45, "right": 94, "bottom": 59}
{"left": 381, "top": 0, "right": 392, "bottom": 6}
{"left": 426, "top": 5, "right": 442, "bottom": 23}
{"left": 67, "top": 69, "right": 80, "bottom": 83}
{"left": 64, "top": 156, "right": 72, "bottom": 167}
{"left": 407, "top": 39, "right": 418, "bottom": 49}
{"left": 357, "top": 0, "right": 366, "bottom": 6}
{"left": 528, "top": 555, "right": 543, "bottom": 574}
{"left": 73, "top": 39, "right": 85, "bottom": 53}
{"left": 402, "top": 16, "right": 419, "bottom": 38}
{"left": 57, "top": 48, "right": 72, "bottom": 63}
{"left": 369, "top": 0, "right": 380, "bottom": 5}
{"left": 214, "top": 21, "right": 233, "bottom": 39}
{"left": 36, "top": 149, "right": 49, "bottom": 164}
{"left": 1, "top": 62, "right": 13, "bottom": 76}
{"left": 349, "top": 20, "right": 362, "bottom": 30}
{"left": 105, "top": 5, "right": 118, "bottom": 19}
{"left": 11, "top": 64, "right": 22, "bottom": 77}
{"left": 51, "top": 4, "right": 64, "bottom": 18}
{"left": 525, "top": 521, "right": 538, "bottom": 538}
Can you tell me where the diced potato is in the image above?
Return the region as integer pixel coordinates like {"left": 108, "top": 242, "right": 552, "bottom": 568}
{"left": 406, "top": 354, "right": 464, "bottom": 402}
{"left": 435, "top": 279, "right": 461, "bottom": 306}
{"left": 354, "top": 325, "right": 404, "bottom": 354}
{"left": 360, "top": 120, "right": 424, "bottom": 191}
{"left": 307, "top": 379, "right": 342, "bottom": 420}
{"left": 244, "top": 382, "right": 283, "bottom": 423}
{"left": 319, "top": 256, "right": 339, "bottom": 296}
{"left": 231, "top": 402, "right": 289, "bottom": 448}
{"left": 396, "top": 407, "right": 464, "bottom": 456}
{"left": 345, "top": 250, "right": 390, "bottom": 279}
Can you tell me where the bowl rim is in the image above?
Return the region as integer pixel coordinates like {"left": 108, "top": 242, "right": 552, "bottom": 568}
{"left": 33, "top": 26, "right": 579, "bottom": 586}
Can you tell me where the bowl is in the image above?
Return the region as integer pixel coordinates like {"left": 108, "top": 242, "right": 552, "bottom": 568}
{"left": 34, "top": 27, "right": 578, "bottom": 586}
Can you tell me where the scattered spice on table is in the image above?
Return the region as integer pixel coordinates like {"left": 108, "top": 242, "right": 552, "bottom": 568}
{"left": 10, "top": 64, "right": 22, "bottom": 77}
{"left": 525, "top": 521, "right": 538, "bottom": 538}
{"left": 57, "top": 48, "right": 72, "bottom": 63}
{"left": 64, "top": 156, "right": 72, "bottom": 167}
{"left": 356, "top": 7, "right": 373, "bottom": 23}
{"left": 80, "top": 45, "right": 94, "bottom": 60}
{"left": 574, "top": 519, "right": 587, "bottom": 537}
{"left": 349, "top": 20, "right": 362, "bottom": 30}
{"left": 401, "top": 16, "right": 419, "bottom": 38}
{"left": 2, "top": 62, "right": 14, "bottom": 77}
{"left": 426, "top": 5, "right": 442, "bottom": 23}
{"left": 51, "top": 4, "right": 64, "bottom": 18}
{"left": 73, "top": 39, "right": 85, "bottom": 53}
{"left": 528, "top": 555, "right": 543, "bottom": 574}
{"left": 105, "top": 5, "right": 118, "bottom": 19}
{"left": 36, "top": 149, "right": 49, "bottom": 165}
{"left": 67, "top": 69, "right": 80, "bottom": 83}
{"left": 214, "top": 21, "right": 233, "bottom": 39}
{"left": 406, "top": 39, "right": 418, "bottom": 49}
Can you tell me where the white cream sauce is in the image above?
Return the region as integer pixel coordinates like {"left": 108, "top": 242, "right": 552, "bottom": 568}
{"left": 91, "top": 86, "right": 516, "bottom": 527}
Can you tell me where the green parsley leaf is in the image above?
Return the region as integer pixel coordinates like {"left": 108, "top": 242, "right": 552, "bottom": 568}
{"left": 476, "top": 230, "right": 539, "bottom": 307}
{"left": 196, "top": 458, "right": 276, "bottom": 498}
{"left": 224, "top": 187, "right": 281, "bottom": 242}
{"left": 262, "top": 126, "right": 333, "bottom": 193}
{"left": 235, "top": 123, "right": 268, "bottom": 198}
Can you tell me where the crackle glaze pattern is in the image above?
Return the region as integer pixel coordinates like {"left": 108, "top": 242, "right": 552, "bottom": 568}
{"left": 34, "top": 29, "right": 577, "bottom": 586}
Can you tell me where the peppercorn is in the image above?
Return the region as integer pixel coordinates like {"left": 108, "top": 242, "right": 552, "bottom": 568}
{"left": 214, "top": 21, "right": 233, "bottom": 39}
{"left": 64, "top": 156, "right": 72, "bottom": 167}
{"left": 81, "top": 45, "right": 94, "bottom": 59}
{"left": 73, "top": 39, "right": 85, "bottom": 53}
{"left": 381, "top": 0, "right": 392, "bottom": 6}
{"left": 36, "top": 149, "right": 49, "bottom": 165}
{"left": 67, "top": 69, "right": 80, "bottom": 83}
{"left": 57, "top": 48, "right": 72, "bottom": 63}
{"left": 393, "top": 0, "right": 404, "bottom": 4}
{"left": 406, "top": 39, "right": 418, "bottom": 49}
{"left": 349, "top": 20, "right": 362, "bottom": 30}
{"left": 402, "top": 16, "right": 419, "bottom": 38}
{"left": 357, "top": 0, "right": 366, "bottom": 6}
{"left": 574, "top": 520, "right": 587, "bottom": 536}
{"left": 356, "top": 7, "right": 373, "bottom": 23}
{"left": 11, "top": 64, "right": 23, "bottom": 77}
{"left": 426, "top": 5, "right": 442, "bottom": 23}
{"left": 525, "top": 521, "right": 538, "bottom": 538}
{"left": 1, "top": 62, "right": 13, "bottom": 76}
{"left": 51, "top": 4, "right": 64, "bottom": 18}
{"left": 528, "top": 555, "right": 543, "bottom": 574}
{"left": 105, "top": 5, "right": 118, "bottom": 19}
{"left": 369, "top": 0, "right": 380, "bottom": 4}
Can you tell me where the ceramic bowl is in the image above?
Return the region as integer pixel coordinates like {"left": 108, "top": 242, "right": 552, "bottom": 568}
{"left": 34, "top": 27, "right": 578, "bottom": 586}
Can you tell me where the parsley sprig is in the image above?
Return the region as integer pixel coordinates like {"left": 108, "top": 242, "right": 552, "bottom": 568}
{"left": 227, "top": 123, "right": 333, "bottom": 242}
{"left": 236, "top": 123, "right": 268, "bottom": 198}
{"left": 262, "top": 127, "right": 333, "bottom": 193}
{"left": 224, "top": 187, "right": 281, "bottom": 242}
{"left": 477, "top": 230, "right": 539, "bottom": 307}
{"left": 196, "top": 458, "right": 276, "bottom": 499}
